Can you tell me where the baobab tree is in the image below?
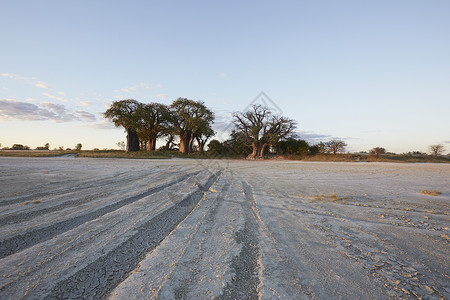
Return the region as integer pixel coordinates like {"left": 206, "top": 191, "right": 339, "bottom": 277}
{"left": 233, "top": 104, "right": 296, "bottom": 159}
{"left": 170, "top": 98, "right": 214, "bottom": 154}
{"left": 194, "top": 120, "right": 215, "bottom": 153}
{"left": 137, "top": 103, "right": 171, "bottom": 151}
{"left": 104, "top": 99, "right": 141, "bottom": 152}
{"left": 429, "top": 144, "right": 445, "bottom": 157}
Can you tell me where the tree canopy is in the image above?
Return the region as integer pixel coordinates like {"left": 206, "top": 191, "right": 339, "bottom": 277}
{"left": 233, "top": 104, "right": 296, "bottom": 159}
{"left": 104, "top": 99, "right": 141, "bottom": 152}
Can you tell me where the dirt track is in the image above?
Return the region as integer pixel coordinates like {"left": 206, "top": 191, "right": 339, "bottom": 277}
{"left": 0, "top": 157, "right": 449, "bottom": 299}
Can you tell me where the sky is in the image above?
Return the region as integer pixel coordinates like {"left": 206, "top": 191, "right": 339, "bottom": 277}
{"left": 1, "top": 0, "right": 449, "bottom": 153}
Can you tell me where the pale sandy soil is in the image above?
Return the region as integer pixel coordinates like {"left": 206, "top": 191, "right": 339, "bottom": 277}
{"left": 0, "top": 157, "right": 448, "bottom": 299}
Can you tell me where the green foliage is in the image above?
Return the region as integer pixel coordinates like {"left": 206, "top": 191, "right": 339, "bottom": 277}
{"left": 170, "top": 98, "right": 215, "bottom": 154}
{"left": 277, "top": 138, "right": 309, "bottom": 155}
{"left": 207, "top": 139, "right": 223, "bottom": 155}
{"left": 223, "top": 130, "right": 252, "bottom": 157}
{"left": 308, "top": 144, "right": 320, "bottom": 155}
{"left": 12, "top": 144, "right": 29, "bottom": 150}
{"left": 104, "top": 99, "right": 142, "bottom": 130}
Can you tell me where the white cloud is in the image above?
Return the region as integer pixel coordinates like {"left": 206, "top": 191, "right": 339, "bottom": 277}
{"left": 0, "top": 99, "right": 96, "bottom": 122}
{"left": 35, "top": 81, "right": 51, "bottom": 89}
{"left": 26, "top": 97, "right": 37, "bottom": 101}
{"left": 84, "top": 119, "right": 116, "bottom": 129}
{"left": 219, "top": 72, "right": 227, "bottom": 77}
{"left": 0, "top": 73, "right": 28, "bottom": 80}
{"left": 80, "top": 100, "right": 91, "bottom": 106}
{"left": 156, "top": 94, "right": 168, "bottom": 100}
{"left": 42, "top": 92, "right": 67, "bottom": 102}
{"left": 119, "top": 82, "right": 162, "bottom": 93}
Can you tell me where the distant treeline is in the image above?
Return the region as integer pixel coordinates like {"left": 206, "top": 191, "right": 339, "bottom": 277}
{"left": 103, "top": 98, "right": 363, "bottom": 159}
{"left": 2, "top": 98, "right": 446, "bottom": 160}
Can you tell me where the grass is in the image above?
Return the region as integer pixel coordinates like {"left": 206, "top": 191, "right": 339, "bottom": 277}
{"left": 282, "top": 153, "right": 450, "bottom": 163}
{"left": 2, "top": 149, "right": 448, "bottom": 163}
{"left": 420, "top": 190, "right": 442, "bottom": 196}
{"left": 0, "top": 150, "right": 74, "bottom": 157}
{"left": 24, "top": 200, "right": 41, "bottom": 205}
{"left": 310, "top": 193, "right": 348, "bottom": 204}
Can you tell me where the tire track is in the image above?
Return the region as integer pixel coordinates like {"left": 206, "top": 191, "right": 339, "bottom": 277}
{"left": 0, "top": 168, "right": 197, "bottom": 227}
{"left": 0, "top": 171, "right": 201, "bottom": 260}
{"left": 217, "top": 180, "right": 260, "bottom": 300}
{"left": 169, "top": 175, "right": 232, "bottom": 299}
{"left": 0, "top": 172, "right": 129, "bottom": 207}
{"left": 44, "top": 170, "right": 222, "bottom": 300}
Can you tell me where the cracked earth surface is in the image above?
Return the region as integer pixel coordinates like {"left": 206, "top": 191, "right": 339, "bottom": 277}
{"left": 0, "top": 157, "right": 449, "bottom": 299}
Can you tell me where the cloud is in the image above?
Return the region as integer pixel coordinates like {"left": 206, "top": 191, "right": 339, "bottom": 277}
{"left": 1, "top": 73, "right": 68, "bottom": 98}
{"left": 80, "top": 100, "right": 91, "bottom": 106}
{"left": 444, "top": 141, "right": 450, "bottom": 144}
{"left": 118, "top": 82, "right": 162, "bottom": 93}
{"left": 84, "top": 119, "right": 116, "bottom": 129}
{"left": 0, "top": 99, "right": 96, "bottom": 122}
{"left": 0, "top": 73, "right": 28, "bottom": 80}
{"left": 156, "top": 94, "right": 168, "bottom": 100}
{"left": 35, "top": 81, "right": 51, "bottom": 89}
{"left": 296, "top": 131, "right": 333, "bottom": 141}
{"left": 219, "top": 72, "right": 227, "bottom": 77}
{"left": 75, "top": 110, "right": 97, "bottom": 122}
{"left": 42, "top": 92, "right": 67, "bottom": 102}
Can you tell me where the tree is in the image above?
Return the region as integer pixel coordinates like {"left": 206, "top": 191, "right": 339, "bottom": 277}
{"left": 233, "top": 104, "right": 296, "bottom": 159}
{"left": 75, "top": 143, "right": 82, "bottom": 151}
{"left": 277, "top": 138, "right": 309, "bottom": 155}
{"left": 104, "top": 99, "right": 141, "bottom": 152}
{"left": 369, "top": 147, "right": 386, "bottom": 158}
{"left": 137, "top": 103, "right": 171, "bottom": 151}
{"left": 12, "top": 144, "right": 28, "bottom": 150}
{"left": 194, "top": 122, "right": 215, "bottom": 153}
{"left": 207, "top": 139, "right": 223, "bottom": 155}
{"left": 116, "top": 141, "right": 126, "bottom": 151}
{"left": 429, "top": 144, "right": 445, "bottom": 157}
{"left": 44, "top": 143, "right": 50, "bottom": 150}
{"left": 170, "top": 98, "right": 214, "bottom": 154}
{"left": 222, "top": 130, "right": 252, "bottom": 157}
{"left": 308, "top": 144, "right": 320, "bottom": 155}
{"left": 324, "top": 140, "right": 347, "bottom": 155}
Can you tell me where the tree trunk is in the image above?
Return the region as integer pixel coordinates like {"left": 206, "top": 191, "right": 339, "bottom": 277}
{"left": 147, "top": 137, "right": 156, "bottom": 151}
{"left": 196, "top": 137, "right": 205, "bottom": 153}
{"left": 257, "top": 143, "right": 269, "bottom": 159}
{"left": 179, "top": 131, "right": 192, "bottom": 154}
{"left": 126, "top": 128, "right": 140, "bottom": 152}
{"left": 164, "top": 135, "right": 174, "bottom": 150}
{"left": 188, "top": 135, "right": 194, "bottom": 153}
{"left": 248, "top": 142, "right": 258, "bottom": 159}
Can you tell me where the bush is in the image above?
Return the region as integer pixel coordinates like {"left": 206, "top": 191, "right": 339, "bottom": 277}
{"left": 12, "top": 144, "right": 30, "bottom": 150}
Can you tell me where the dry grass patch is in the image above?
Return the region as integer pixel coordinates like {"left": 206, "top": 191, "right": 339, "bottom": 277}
{"left": 420, "top": 190, "right": 442, "bottom": 196}
{"left": 310, "top": 193, "right": 348, "bottom": 204}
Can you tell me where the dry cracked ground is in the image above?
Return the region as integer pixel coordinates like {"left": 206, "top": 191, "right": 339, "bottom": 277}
{"left": 0, "top": 157, "right": 449, "bottom": 299}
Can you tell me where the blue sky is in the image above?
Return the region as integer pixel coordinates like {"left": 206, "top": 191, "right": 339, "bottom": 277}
{"left": 1, "top": 0, "right": 449, "bottom": 153}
